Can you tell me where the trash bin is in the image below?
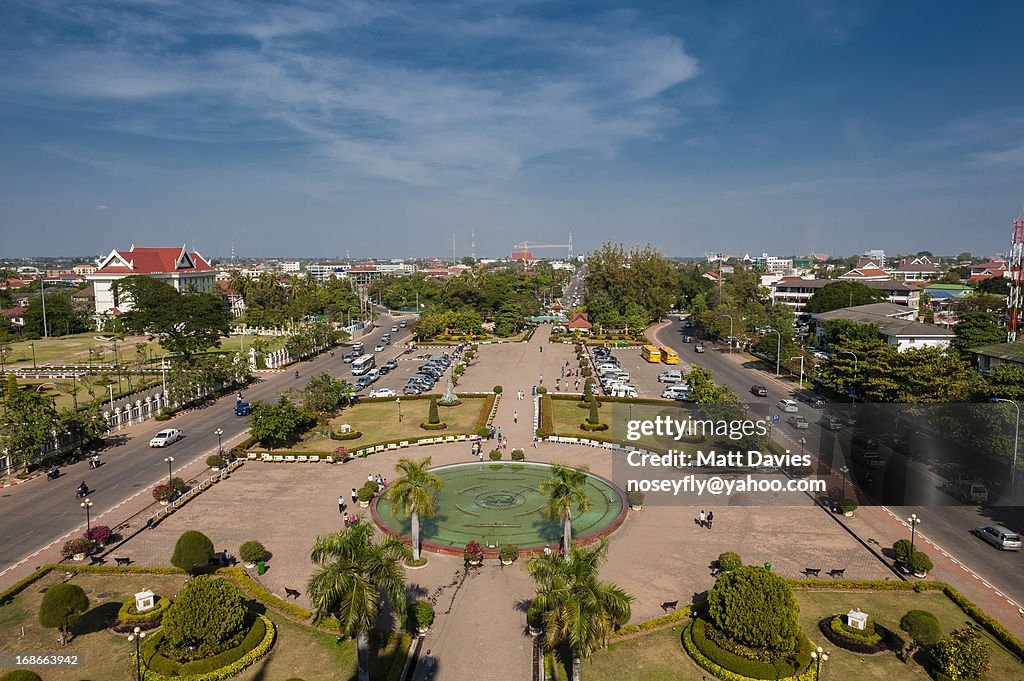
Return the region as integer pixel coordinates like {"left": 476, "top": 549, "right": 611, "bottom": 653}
{"left": 257, "top": 561, "right": 266, "bottom": 575}
{"left": 763, "top": 562, "right": 772, "bottom": 572}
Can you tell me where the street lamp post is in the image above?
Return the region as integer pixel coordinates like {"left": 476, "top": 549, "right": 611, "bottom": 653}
{"left": 30, "top": 342, "right": 36, "bottom": 370}
{"left": 128, "top": 626, "right": 146, "bottom": 680}
{"left": 908, "top": 513, "right": 922, "bottom": 556}
{"left": 788, "top": 356, "right": 805, "bottom": 388}
{"left": 81, "top": 497, "right": 93, "bottom": 536}
{"left": 798, "top": 437, "right": 806, "bottom": 458}
{"left": 810, "top": 646, "right": 829, "bottom": 681}
{"left": 840, "top": 465, "right": 849, "bottom": 499}
{"left": 990, "top": 398, "right": 1020, "bottom": 494}
{"left": 163, "top": 456, "right": 174, "bottom": 489}
{"left": 720, "top": 314, "right": 734, "bottom": 353}
{"left": 396, "top": 397, "right": 402, "bottom": 422}
{"left": 769, "top": 328, "right": 782, "bottom": 376}
{"left": 215, "top": 428, "right": 224, "bottom": 455}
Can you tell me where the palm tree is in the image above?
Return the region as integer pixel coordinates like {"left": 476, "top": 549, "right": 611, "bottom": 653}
{"left": 307, "top": 523, "right": 410, "bottom": 681}
{"left": 528, "top": 539, "right": 632, "bottom": 681}
{"left": 540, "top": 464, "right": 591, "bottom": 552}
{"left": 384, "top": 456, "right": 444, "bottom": 561}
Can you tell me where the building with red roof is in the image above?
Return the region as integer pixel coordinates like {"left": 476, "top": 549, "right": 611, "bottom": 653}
{"left": 86, "top": 245, "right": 217, "bottom": 317}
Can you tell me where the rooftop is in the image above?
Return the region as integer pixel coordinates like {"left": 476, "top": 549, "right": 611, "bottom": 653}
{"left": 812, "top": 303, "right": 954, "bottom": 339}
{"left": 967, "top": 341, "right": 1024, "bottom": 363}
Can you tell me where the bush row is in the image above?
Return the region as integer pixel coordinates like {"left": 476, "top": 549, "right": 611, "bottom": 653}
{"left": 612, "top": 607, "right": 691, "bottom": 638}
{"left": 538, "top": 395, "right": 555, "bottom": 436}
{"left": 218, "top": 567, "right": 312, "bottom": 621}
{"left": 141, "top": 614, "right": 275, "bottom": 681}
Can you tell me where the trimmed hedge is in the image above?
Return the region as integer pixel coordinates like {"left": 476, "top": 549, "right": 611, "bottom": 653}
{"left": 118, "top": 596, "right": 171, "bottom": 624}
{"left": 329, "top": 429, "right": 363, "bottom": 441}
{"left": 1, "top": 671, "right": 43, "bottom": 681}
{"left": 691, "top": 618, "right": 811, "bottom": 679}
{"left": 819, "top": 615, "right": 887, "bottom": 653}
{"left": 538, "top": 396, "right": 555, "bottom": 436}
{"left": 612, "top": 607, "right": 691, "bottom": 638}
{"left": 218, "top": 568, "right": 312, "bottom": 621}
{"left": 683, "top": 620, "right": 816, "bottom": 681}
{"left": 141, "top": 614, "right": 275, "bottom": 681}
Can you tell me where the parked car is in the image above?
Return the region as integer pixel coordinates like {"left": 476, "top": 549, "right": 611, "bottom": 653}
{"left": 662, "top": 385, "right": 690, "bottom": 401}
{"left": 658, "top": 370, "right": 683, "bottom": 383}
{"left": 694, "top": 343, "right": 705, "bottom": 353}
{"left": 787, "top": 415, "right": 809, "bottom": 429}
{"left": 853, "top": 450, "right": 885, "bottom": 469}
{"left": 777, "top": 399, "right": 799, "bottom": 413}
{"left": 355, "top": 376, "right": 372, "bottom": 390}
{"left": 806, "top": 395, "right": 826, "bottom": 408}
{"left": 851, "top": 432, "right": 879, "bottom": 450}
{"left": 403, "top": 383, "right": 423, "bottom": 395}
{"left": 365, "top": 368, "right": 380, "bottom": 383}
{"left": 944, "top": 479, "right": 989, "bottom": 504}
{"left": 370, "top": 388, "right": 396, "bottom": 398}
{"left": 973, "top": 525, "right": 1022, "bottom": 551}
{"left": 609, "top": 385, "right": 638, "bottom": 398}
{"left": 149, "top": 429, "right": 183, "bottom": 447}
{"left": 819, "top": 414, "right": 843, "bottom": 431}
{"left": 234, "top": 402, "right": 252, "bottom": 416}
{"left": 383, "top": 359, "right": 398, "bottom": 371}
{"left": 750, "top": 385, "right": 768, "bottom": 397}
{"left": 377, "top": 364, "right": 392, "bottom": 375}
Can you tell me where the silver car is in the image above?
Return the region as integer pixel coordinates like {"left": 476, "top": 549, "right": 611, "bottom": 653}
{"left": 974, "top": 525, "right": 1022, "bottom": 551}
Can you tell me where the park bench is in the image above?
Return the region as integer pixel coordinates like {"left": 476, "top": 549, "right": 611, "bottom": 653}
{"left": 828, "top": 568, "right": 846, "bottom": 579}
{"left": 803, "top": 567, "right": 821, "bottom": 578}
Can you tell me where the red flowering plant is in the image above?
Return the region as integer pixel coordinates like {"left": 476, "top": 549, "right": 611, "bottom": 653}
{"left": 464, "top": 541, "right": 484, "bottom": 563}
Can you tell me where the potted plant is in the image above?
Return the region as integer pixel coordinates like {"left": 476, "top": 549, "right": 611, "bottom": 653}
{"left": 333, "top": 446, "right": 352, "bottom": 462}
{"left": 239, "top": 540, "right": 266, "bottom": 569}
{"left": 527, "top": 600, "right": 545, "bottom": 636}
{"left": 357, "top": 481, "right": 378, "bottom": 507}
{"left": 411, "top": 599, "right": 435, "bottom": 636}
{"left": 464, "top": 541, "right": 484, "bottom": 566}
{"left": 62, "top": 537, "right": 96, "bottom": 561}
{"left": 627, "top": 490, "right": 645, "bottom": 510}
{"left": 85, "top": 525, "right": 113, "bottom": 546}
{"left": 206, "top": 454, "right": 226, "bottom": 471}
{"left": 511, "top": 448, "right": 525, "bottom": 461}
{"left": 841, "top": 499, "right": 858, "bottom": 517}
{"left": 499, "top": 545, "right": 519, "bottom": 565}
{"left": 908, "top": 550, "right": 933, "bottom": 578}
{"left": 152, "top": 483, "right": 175, "bottom": 505}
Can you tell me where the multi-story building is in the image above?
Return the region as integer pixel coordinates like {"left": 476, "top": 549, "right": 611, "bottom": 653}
{"left": 86, "top": 245, "right": 217, "bottom": 319}
{"left": 770, "top": 277, "right": 920, "bottom": 312}
{"left": 812, "top": 302, "right": 954, "bottom": 351}
{"left": 72, "top": 263, "right": 97, "bottom": 276}
{"left": 280, "top": 261, "right": 301, "bottom": 273}
{"left": 752, "top": 253, "right": 794, "bottom": 274}
{"left": 839, "top": 262, "right": 891, "bottom": 282}
{"left": 306, "top": 262, "right": 347, "bottom": 282}
{"left": 889, "top": 255, "right": 943, "bottom": 282}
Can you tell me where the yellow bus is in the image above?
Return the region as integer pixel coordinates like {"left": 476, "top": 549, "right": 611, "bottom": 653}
{"left": 659, "top": 346, "right": 679, "bottom": 365}
{"left": 641, "top": 345, "right": 662, "bottom": 363}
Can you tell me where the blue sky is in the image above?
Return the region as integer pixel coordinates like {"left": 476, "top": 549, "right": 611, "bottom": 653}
{"left": 1, "top": 0, "right": 1023, "bottom": 260}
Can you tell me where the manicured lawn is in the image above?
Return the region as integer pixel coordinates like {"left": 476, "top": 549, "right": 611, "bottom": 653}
{"left": 794, "top": 588, "right": 1024, "bottom": 681}
{"left": 0, "top": 570, "right": 409, "bottom": 681}
{"left": 269, "top": 397, "right": 489, "bottom": 453}
{"left": 569, "top": 625, "right": 710, "bottom": 681}
{"left": 3, "top": 333, "right": 163, "bottom": 367}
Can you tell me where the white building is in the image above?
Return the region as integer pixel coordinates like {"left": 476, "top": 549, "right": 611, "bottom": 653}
{"left": 753, "top": 253, "right": 794, "bottom": 274}
{"left": 770, "top": 277, "right": 920, "bottom": 312}
{"left": 280, "top": 261, "right": 301, "bottom": 273}
{"left": 812, "top": 303, "right": 954, "bottom": 351}
{"left": 86, "top": 246, "right": 217, "bottom": 318}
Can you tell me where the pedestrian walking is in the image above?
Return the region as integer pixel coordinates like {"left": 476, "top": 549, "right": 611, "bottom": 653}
{"left": 532, "top": 385, "right": 537, "bottom": 396}
{"left": 338, "top": 495, "right": 346, "bottom": 514}
{"left": 513, "top": 411, "right": 518, "bottom": 424}
{"left": 697, "top": 509, "right": 705, "bottom": 527}
{"left": 539, "top": 346, "right": 543, "bottom": 353}
{"left": 497, "top": 426, "right": 502, "bottom": 439}
{"left": 351, "top": 488, "right": 358, "bottom": 504}
{"left": 706, "top": 511, "right": 714, "bottom": 529}
{"left": 502, "top": 436, "right": 508, "bottom": 450}
{"left": 539, "top": 374, "right": 543, "bottom": 385}
{"left": 478, "top": 448, "right": 484, "bottom": 461}
{"left": 532, "top": 435, "right": 538, "bottom": 448}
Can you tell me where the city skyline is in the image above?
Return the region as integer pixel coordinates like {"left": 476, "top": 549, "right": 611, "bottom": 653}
{"left": 2, "top": 1, "right": 1024, "bottom": 258}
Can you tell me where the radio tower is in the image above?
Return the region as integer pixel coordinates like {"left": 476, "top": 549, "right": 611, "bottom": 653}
{"left": 1008, "top": 208, "right": 1024, "bottom": 342}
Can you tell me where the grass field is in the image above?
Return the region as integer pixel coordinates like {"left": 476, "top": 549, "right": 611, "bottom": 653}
{"left": 0, "top": 570, "right": 408, "bottom": 681}
{"left": 267, "top": 396, "right": 489, "bottom": 453}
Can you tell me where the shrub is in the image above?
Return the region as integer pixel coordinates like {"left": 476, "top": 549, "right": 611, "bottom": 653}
{"left": 527, "top": 600, "right": 545, "bottom": 629}
{"left": 511, "top": 449, "right": 525, "bottom": 461}
{"left": 333, "top": 446, "right": 352, "bottom": 461}
{"left": 358, "top": 481, "right": 379, "bottom": 502}
{"left": 587, "top": 398, "right": 600, "bottom": 426}
{"left": 427, "top": 397, "right": 440, "bottom": 425}
{"left": 908, "top": 551, "right": 933, "bottom": 574}
{"left": 828, "top": 614, "right": 884, "bottom": 646}
{"left": 206, "top": 454, "right": 226, "bottom": 468}
{"left": 39, "top": 583, "right": 89, "bottom": 644}
{"left": 706, "top": 565, "right": 800, "bottom": 655}
{"left": 689, "top": 617, "right": 810, "bottom": 679}
{"left": 716, "top": 552, "right": 742, "bottom": 572}
{"left": 841, "top": 499, "right": 858, "bottom": 513}
{"left": 464, "top": 541, "right": 484, "bottom": 562}
{"left": 61, "top": 536, "right": 96, "bottom": 558}
{"left": 239, "top": 541, "right": 266, "bottom": 565}
{"left": 900, "top": 609, "right": 942, "bottom": 646}
{"left": 489, "top": 450, "right": 502, "bottom": 460}
{"left": 161, "top": 575, "right": 246, "bottom": 660}
{"left": 85, "top": 525, "right": 113, "bottom": 545}
{"left": 893, "top": 539, "right": 913, "bottom": 560}
{"left": 410, "top": 600, "right": 435, "bottom": 630}
{"left": 932, "top": 627, "right": 991, "bottom": 681}
{"left": 144, "top": 614, "right": 272, "bottom": 677}
{"left": 152, "top": 483, "right": 176, "bottom": 503}
{"left": 626, "top": 490, "right": 645, "bottom": 507}
{"left": 493, "top": 385, "right": 503, "bottom": 394}
{"left": 118, "top": 596, "right": 171, "bottom": 625}
{"left": 330, "top": 429, "right": 363, "bottom": 440}
{"left": 170, "top": 530, "right": 215, "bottom": 573}
{"left": 1, "top": 671, "right": 43, "bottom": 681}
{"left": 581, "top": 367, "right": 592, "bottom": 377}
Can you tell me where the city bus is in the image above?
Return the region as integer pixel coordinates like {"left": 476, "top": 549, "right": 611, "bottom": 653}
{"left": 640, "top": 345, "right": 662, "bottom": 363}
{"left": 659, "top": 346, "right": 679, "bottom": 365}
{"left": 351, "top": 354, "right": 376, "bottom": 375}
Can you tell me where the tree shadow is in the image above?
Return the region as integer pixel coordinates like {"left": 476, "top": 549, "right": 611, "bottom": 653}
{"left": 74, "top": 601, "right": 121, "bottom": 636}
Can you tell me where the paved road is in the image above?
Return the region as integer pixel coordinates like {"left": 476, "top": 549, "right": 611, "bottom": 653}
{"left": 650, "top": 315, "right": 1024, "bottom": 610}
{"left": 0, "top": 314, "right": 405, "bottom": 575}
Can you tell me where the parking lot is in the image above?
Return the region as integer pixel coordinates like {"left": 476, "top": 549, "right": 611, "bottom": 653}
{"left": 590, "top": 346, "right": 690, "bottom": 399}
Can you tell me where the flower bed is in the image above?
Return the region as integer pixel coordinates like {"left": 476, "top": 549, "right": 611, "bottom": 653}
{"left": 141, "top": 613, "right": 275, "bottom": 681}
{"left": 683, "top": 619, "right": 816, "bottom": 681}
{"left": 687, "top": 617, "right": 814, "bottom": 680}
{"left": 118, "top": 596, "right": 171, "bottom": 625}
{"left": 818, "top": 615, "right": 889, "bottom": 654}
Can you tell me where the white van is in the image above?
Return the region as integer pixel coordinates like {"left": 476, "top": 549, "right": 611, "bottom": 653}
{"left": 945, "top": 480, "right": 989, "bottom": 504}
{"left": 351, "top": 342, "right": 364, "bottom": 354}
{"left": 609, "top": 385, "right": 638, "bottom": 398}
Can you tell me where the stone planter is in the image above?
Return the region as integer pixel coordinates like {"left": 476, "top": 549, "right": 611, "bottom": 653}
{"left": 160, "top": 500, "right": 169, "bottom": 506}
{"left": 417, "top": 626, "right": 429, "bottom": 637}
{"left": 211, "top": 467, "right": 220, "bottom": 472}
{"left": 468, "top": 558, "right": 482, "bottom": 567}
{"left": 843, "top": 510, "right": 854, "bottom": 517}
{"left": 913, "top": 571, "right": 928, "bottom": 579}
{"left": 630, "top": 505, "right": 642, "bottom": 511}
{"left": 501, "top": 558, "right": 513, "bottom": 566}
{"left": 528, "top": 625, "right": 542, "bottom": 637}
{"left": 72, "top": 553, "right": 86, "bottom": 561}
{"left": 358, "top": 500, "right": 370, "bottom": 508}
{"left": 243, "top": 561, "right": 256, "bottom": 569}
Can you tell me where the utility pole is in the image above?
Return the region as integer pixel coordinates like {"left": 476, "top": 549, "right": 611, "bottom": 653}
{"left": 40, "top": 277, "right": 49, "bottom": 337}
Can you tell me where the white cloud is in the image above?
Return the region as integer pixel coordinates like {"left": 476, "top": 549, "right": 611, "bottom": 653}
{"left": 95, "top": 204, "right": 109, "bottom": 210}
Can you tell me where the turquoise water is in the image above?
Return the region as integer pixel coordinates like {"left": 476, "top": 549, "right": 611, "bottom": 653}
{"left": 374, "top": 462, "right": 624, "bottom": 551}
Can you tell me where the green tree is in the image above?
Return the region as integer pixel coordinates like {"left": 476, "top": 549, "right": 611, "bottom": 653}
{"left": 706, "top": 565, "right": 800, "bottom": 655}
{"left": 170, "top": 530, "right": 215, "bottom": 574}
{"left": 113, "top": 276, "right": 232, "bottom": 357}
{"left": 494, "top": 301, "right": 526, "bottom": 337}
{"left": 427, "top": 397, "right": 440, "bottom": 425}
{"left": 23, "top": 291, "right": 88, "bottom": 337}
{"left": 685, "top": 365, "right": 737, "bottom": 404}
{"left": 307, "top": 523, "right": 409, "bottom": 681}
{"left": 301, "top": 372, "right": 353, "bottom": 414}
{"left": 527, "top": 539, "right": 632, "bottom": 679}
{"left": 983, "top": 364, "right": 1024, "bottom": 401}
{"left": 384, "top": 456, "right": 444, "bottom": 561}
{"left": 161, "top": 576, "right": 246, "bottom": 657}
{"left": 1, "top": 670, "right": 43, "bottom": 681}
{"left": 588, "top": 398, "right": 600, "bottom": 426}
{"left": 249, "top": 396, "right": 314, "bottom": 447}
{"left": 540, "top": 464, "right": 591, "bottom": 551}
{"left": 951, "top": 311, "right": 1006, "bottom": 355}
{"left": 1, "top": 378, "right": 59, "bottom": 468}
{"left": 806, "top": 281, "right": 886, "bottom": 313}
{"left": 931, "top": 627, "right": 991, "bottom": 681}
{"left": 38, "top": 583, "right": 89, "bottom": 645}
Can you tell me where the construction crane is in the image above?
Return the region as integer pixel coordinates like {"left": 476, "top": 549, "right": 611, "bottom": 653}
{"left": 1008, "top": 208, "right": 1024, "bottom": 342}
{"left": 512, "top": 235, "right": 573, "bottom": 261}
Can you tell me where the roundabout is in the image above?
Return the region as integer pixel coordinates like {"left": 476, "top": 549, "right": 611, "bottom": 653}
{"left": 372, "top": 462, "right": 627, "bottom": 555}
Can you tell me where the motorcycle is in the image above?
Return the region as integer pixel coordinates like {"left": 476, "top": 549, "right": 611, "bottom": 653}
{"left": 47, "top": 467, "right": 61, "bottom": 480}
{"left": 76, "top": 484, "right": 90, "bottom": 499}
{"left": 294, "top": 370, "right": 300, "bottom": 379}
